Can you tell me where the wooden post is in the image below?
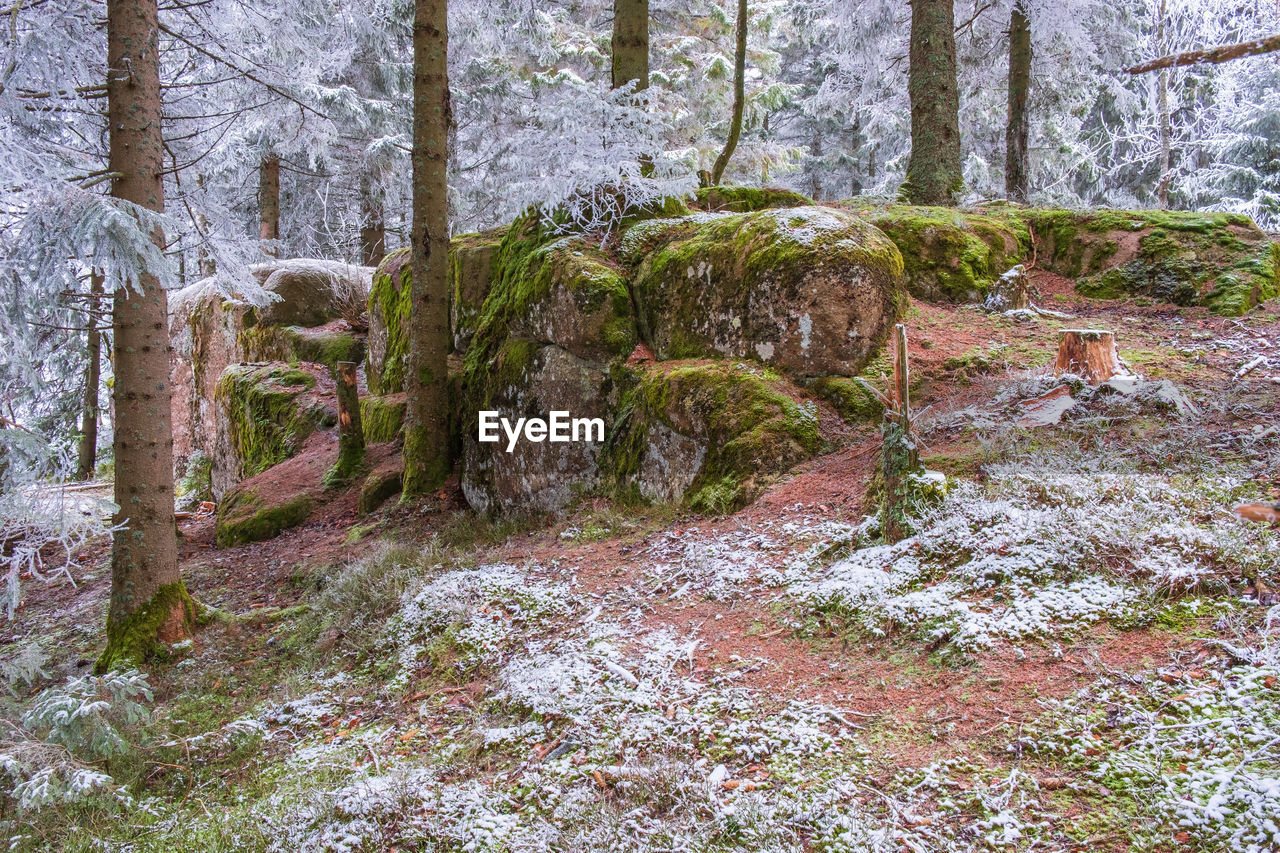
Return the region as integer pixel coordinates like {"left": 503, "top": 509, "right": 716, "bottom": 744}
{"left": 882, "top": 324, "right": 919, "bottom": 544}
{"left": 331, "top": 361, "right": 365, "bottom": 483}
{"left": 1053, "top": 329, "right": 1122, "bottom": 384}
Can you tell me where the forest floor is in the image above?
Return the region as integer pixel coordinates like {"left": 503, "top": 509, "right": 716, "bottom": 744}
{"left": 4, "top": 280, "right": 1280, "bottom": 852}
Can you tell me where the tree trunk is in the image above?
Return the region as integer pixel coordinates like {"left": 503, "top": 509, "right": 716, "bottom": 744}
{"left": 330, "top": 361, "right": 365, "bottom": 483}
{"left": 1126, "top": 33, "right": 1280, "bottom": 75}
{"left": 902, "top": 0, "right": 963, "bottom": 205}
{"left": 881, "top": 325, "right": 918, "bottom": 545}
{"left": 709, "top": 0, "right": 747, "bottom": 186}
{"left": 402, "top": 0, "right": 453, "bottom": 497}
{"left": 195, "top": 174, "right": 215, "bottom": 278}
{"left": 1155, "top": 0, "right": 1172, "bottom": 209}
{"left": 259, "top": 154, "right": 280, "bottom": 256}
{"left": 611, "top": 0, "right": 649, "bottom": 92}
{"left": 359, "top": 182, "right": 386, "bottom": 269}
{"left": 99, "top": 0, "right": 193, "bottom": 673}
{"left": 1005, "top": 0, "right": 1031, "bottom": 203}
{"left": 75, "top": 271, "right": 104, "bottom": 481}
{"left": 1053, "top": 329, "right": 1122, "bottom": 384}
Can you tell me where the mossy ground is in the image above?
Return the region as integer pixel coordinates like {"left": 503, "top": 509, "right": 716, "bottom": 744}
{"left": 691, "top": 185, "right": 814, "bottom": 213}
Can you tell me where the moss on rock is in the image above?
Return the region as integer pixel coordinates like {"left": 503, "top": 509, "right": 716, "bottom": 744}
{"left": 214, "top": 363, "right": 335, "bottom": 482}
{"left": 809, "top": 376, "right": 885, "bottom": 424}
{"left": 360, "top": 394, "right": 406, "bottom": 445}
{"left": 451, "top": 227, "right": 507, "bottom": 352}
{"left": 846, "top": 202, "right": 1029, "bottom": 302}
{"left": 628, "top": 206, "right": 905, "bottom": 377}
{"left": 602, "top": 360, "right": 830, "bottom": 513}
{"left": 358, "top": 468, "right": 403, "bottom": 515}
{"left": 239, "top": 325, "right": 364, "bottom": 375}
{"left": 692, "top": 185, "right": 814, "bottom": 213}
{"left": 215, "top": 488, "right": 314, "bottom": 547}
{"left": 366, "top": 247, "right": 413, "bottom": 395}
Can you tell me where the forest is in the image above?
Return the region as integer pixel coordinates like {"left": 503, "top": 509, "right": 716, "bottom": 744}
{"left": 1, "top": 0, "right": 1280, "bottom": 850}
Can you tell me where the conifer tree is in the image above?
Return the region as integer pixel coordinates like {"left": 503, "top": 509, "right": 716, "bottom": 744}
{"left": 902, "top": 0, "right": 963, "bottom": 205}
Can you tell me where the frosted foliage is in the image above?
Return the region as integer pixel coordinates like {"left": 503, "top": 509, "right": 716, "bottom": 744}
{"left": 792, "top": 459, "right": 1273, "bottom": 651}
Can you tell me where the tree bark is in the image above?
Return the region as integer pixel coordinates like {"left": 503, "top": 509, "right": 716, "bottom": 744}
{"left": 359, "top": 180, "right": 386, "bottom": 269}
{"left": 330, "top": 361, "right": 365, "bottom": 483}
{"left": 75, "top": 271, "right": 104, "bottom": 481}
{"left": 709, "top": 0, "right": 747, "bottom": 186}
{"left": 881, "top": 324, "right": 918, "bottom": 545}
{"left": 1155, "top": 0, "right": 1172, "bottom": 209}
{"left": 1053, "top": 329, "right": 1122, "bottom": 384}
{"left": 402, "top": 0, "right": 453, "bottom": 497}
{"left": 611, "top": 0, "right": 649, "bottom": 91}
{"left": 1004, "top": 0, "right": 1031, "bottom": 203}
{"left": 258, "top": 154, "right": 280, "bottom": 256}
{"left": 99, "top": 0, "right": 193, "bottom": 673}
{"left": 902, "top": 0, "right": 963, "bottom": 205}
{"left": 1126, "top": 33, "right": 1280, "bottom": 75}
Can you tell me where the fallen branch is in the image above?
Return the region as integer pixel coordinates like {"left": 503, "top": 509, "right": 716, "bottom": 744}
{"left": 1126, "top": 33, "right": 1280, "bottom": 75}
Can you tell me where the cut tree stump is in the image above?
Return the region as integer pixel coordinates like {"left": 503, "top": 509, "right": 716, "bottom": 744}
{"left": 1053, "top": 329, "right": 1123, "bottom": 384}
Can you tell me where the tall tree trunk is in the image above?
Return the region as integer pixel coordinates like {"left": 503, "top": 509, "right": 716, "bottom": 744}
{"left": 99, "top": 0, "right": 193, "bottom": 673}
{"left": 75, "top": 271, "right": 104, "bottom": 481}
{"left": 710, "top": 0, "right": 747, "bottom": 186}
{"left": 1005, "top": 0, "right": 1032, "bottom": 203}
{"left": 402, "top": 0, "right": 453, "bottom": 497}
{"left": 360, "top": 174, "right": 387, "bottom": 268}
{"left": 258, "top": 154, "right": 280, "bottom": 256}
{"left": 611, "top": 0, "right": 649, "bottom": 91}
{"left": 195, "top": 174, "right": 215, "bottom": 278}
{"left": 902, "top": 0, "right": 963, "bottom": 205}
{"left": 1155, "top": 0, "right": 1172, "bottom": 208}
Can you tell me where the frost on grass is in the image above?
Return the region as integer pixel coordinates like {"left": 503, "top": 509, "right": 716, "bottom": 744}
{"left": 789, "top": 455, "right": 1274, "bottom": 653}
{"left": 1022, "top": 636, "right": 1280, "bottom": 852}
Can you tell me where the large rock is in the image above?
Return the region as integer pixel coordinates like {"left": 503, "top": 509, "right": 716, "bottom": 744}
{"left": 845, "top": 202, "right": 1026, "bottom": 302}
{"left": 169, "top": 260, "right": 371, "bottom": 479}
{"left": 366, "top": 229, "right": 507, "bottom": 395}
{"left": 458, "top": 207, "right": 898, "bottom": 515}
{"left": 211, "top": 362, "right": 336, "bottom": 499}
{"left": 625, "top": 207, "right": 905, "bottom": 378}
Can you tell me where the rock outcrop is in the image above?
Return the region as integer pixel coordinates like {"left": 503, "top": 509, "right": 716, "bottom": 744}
{"left": 453, "top": 206, "right": 905, "bottom": 514}
{"left": 169, "top": 259, "right": 372, "bottom": 484}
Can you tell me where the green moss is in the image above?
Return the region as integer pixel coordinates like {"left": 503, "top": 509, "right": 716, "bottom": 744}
{"left": 358, "top": 468, "right": 402, "bottom": 515}
{"left": 628, "top": 207, "right": 904, "bottom": 368}
{"left": 239, "top": 326, "right": 364, "bottom": 376}
{"left": 367, "top": 247, "right": 413, "bottom": 394}
{"left": 96, "top": 581, "right": 196, "bottom": 673}
{"left": 360, "top": 394, "right": 406, "bottom": 444}
{"left": 215, "top": 489, "right": 313, "bottom": 547}
{"left": 849, "top": 204, "right": 1029, "bottom": 301}
{"left": 450, "top": 227, "right": 507, "bottom": 350}
{"left": 692, "top": 185, "right": 814, "bottom": 213}
{"left": 1204, "top": 242, "right": 1280, "bottom": 316}
{"left": 808, "top": 376, "right": 884, "bottom": 424}
{"left": 214, "top": 364, "right": 333, "bottom": 480}
{"left": 603, "top": 361, "right": 828, "bottom": 512}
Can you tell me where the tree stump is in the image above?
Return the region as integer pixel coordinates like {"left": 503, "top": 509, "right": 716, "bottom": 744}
{"left": 1053, "top": 329, "right": 1122, "bottom": 384}
{"left": 329, "top": 361, "right": 365, "bottom": 484}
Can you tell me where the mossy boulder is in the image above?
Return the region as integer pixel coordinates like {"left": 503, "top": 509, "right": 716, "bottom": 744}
{"left": 461, "top": 342, "right": 615, "bottom": 515}
{"left": 451, "top": 227, "right": 507, "bottom": 352}
{"left": 808, "top": 376, "right": 886, "bottom": 424}
{"left": 238, "top": 324, "right": 364, "bottom": 375}
{"left": 215, "top": 488, "right": 313, "bottom": 547}
{"left": 692, "top": 185, "right": 814, "bottom": 213}
{"left": 1033, "top": 209, "right": 1279, "bottom": 314}
{"left": 249, "top": 259, "right": 373, "bottom": 328}
{"left": 602, "top": 360, "right": 835, "bottom": 513}
{"left": 627, "top": 206, "right": 906, "bottom": 378}
{"left": 211, "top": 362, "right": 337, "bottom": 499}
{"left": 844, "top": 202, "right": 1028, "bottom": 302}
{"left": 366, "top": 229, "right": 511, "bottom": 395}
